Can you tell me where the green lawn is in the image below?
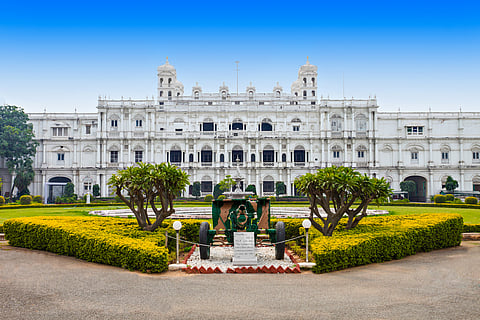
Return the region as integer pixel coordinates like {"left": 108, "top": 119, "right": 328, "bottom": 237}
{"left": 375, "top": 205, "right": 480, "bottom": 224}
{"left": 1, "top": 203, "right": 479, "bottom": 225}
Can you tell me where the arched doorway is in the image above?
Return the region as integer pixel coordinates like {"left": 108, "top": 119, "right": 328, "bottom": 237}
{"left": 404, "top": 176, "right": 427, "bottom": 202}
{"left": 47, "top": 177, "right": 71, "bottom": 203}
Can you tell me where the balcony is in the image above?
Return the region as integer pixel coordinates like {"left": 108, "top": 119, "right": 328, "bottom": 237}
{"left": 294, "top": 162, "right": 305, "bottom": 167}
{"left": 263, "top": 162, "right": 274, "bottom": 167}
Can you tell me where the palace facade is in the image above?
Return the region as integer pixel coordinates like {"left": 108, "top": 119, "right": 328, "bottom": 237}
{"left": 1, "top": 59, "right": 480, "bottom": 202}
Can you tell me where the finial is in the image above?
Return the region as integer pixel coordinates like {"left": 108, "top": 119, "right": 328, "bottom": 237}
{"left": 249, "top": 81, "right": 252, "bottom": 86}
{"left": 166, "top": 56, "right": 169, "bottom": 63}
{"left": 276, "top": 81, "right": 279, "bottom": 86}
{"left": 195, "top": 82, "right": 198, "bottom": 86}
{"left": 306, "top": 56, "right": 310, "bottom": 64}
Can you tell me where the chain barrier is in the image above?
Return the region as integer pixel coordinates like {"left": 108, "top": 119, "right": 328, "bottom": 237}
{"left": 165, "top": 233, "right": 306, "bottom": 248}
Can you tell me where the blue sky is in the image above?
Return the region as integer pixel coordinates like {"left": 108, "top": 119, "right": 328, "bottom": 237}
{"left": 0, "top": 0, "right": 479, "bottom": 113}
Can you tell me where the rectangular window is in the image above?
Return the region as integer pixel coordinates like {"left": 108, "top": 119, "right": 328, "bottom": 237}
{"left": 294, "top": 150, "right": 305, "bottom": 162}
{"left": 263, "top": 181, "right": 274, "bottom": 193}
{"left": 201, "top": 150, "right": 212, "bottom": 163}
{"left": 170, "top": 150, "right": 182, "bottom": 163}
{"left": 411, "top": 152, "right": 418, "bottom": 160}
{"left": 358, "top": 151, "right": 365, "bottom": 158}
{"left": 136, "top": 120, "right": 142, "bottom": 127}
{"left": 86, "top": 125, "right": 91, "bottom": 134}
{"left": 84, "top": 183, "right": 92, "bottom": 191}
{"left": 111, "top": 120, "right": 118, "bottom": 127}
{"left": 202, "top": 122, "right": 214, "bottom": 131}
{"left": 201, "top": 181, "right": 212, "bottom": 193}
{"left": 333, "top": 151, "right": 340, "bottom": 159}
{"left": 110, "top": 151, "right": 118, "bottom": 163}
{"left": 406, "top": 126, "right": 424, "bottom": 136}
{"left": 57, "top": 153, "right": 65, "bottom": 161}
{"left": 263, "top": 150, "right": 274, "bottom": 162}
{"left": 293, "top": 126, "right": 300, "bottom": 132}
{"left": 441, "top": 152, "right": 449, "bottom": 160}
{"left": 135, "top": 151, "right": 143, "bottom": 163}
{"left": 473, "top": 152, "right": 480, "bottom": 160}
{"left": 52, "top": 127, "right": 68, "bottom": 136}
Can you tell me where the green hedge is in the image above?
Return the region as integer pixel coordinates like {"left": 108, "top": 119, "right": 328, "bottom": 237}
{"left": 3, "top": 216, "right": 171, "bottom": 273}
{"left": 463, "top": 223, "right": 480, "bottom": 233}
{"left": 0, "top": 223, "right": 3, "bottom": 233}
{"left": 306, "top": 214, "right": 462, "bottom": 273}
{"left": 382, "top": 202, "right": 480, "bottom": 209}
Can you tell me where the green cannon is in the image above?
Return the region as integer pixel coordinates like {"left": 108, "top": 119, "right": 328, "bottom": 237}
{"left": 198, "top": 198, "right": 285, "bottom": 260}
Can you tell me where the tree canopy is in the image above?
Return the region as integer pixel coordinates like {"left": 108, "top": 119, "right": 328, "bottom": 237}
{"left": 108, "top": 162, "right": 189, "bottom": 231}
{"left": 445, "top": 176, "right": 458, "bottom": 192}
{"left": 295, "top": 166, "right": 392, "bottom": 236}
{"left": 0, "top": 105, "right": 38, "bottom": 196}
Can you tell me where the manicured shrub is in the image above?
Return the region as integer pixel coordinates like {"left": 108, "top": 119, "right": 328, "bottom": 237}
{"left": 307, "top": 213, "right": 463, "bottom": 273}
{"left": 434, "top": 194, "right": 447, "bottom": 203}
{"left": 204, "top": 194, "right": 213, "bottom": 202}
{"left": 19, "top": 195, "right": 33, "bottom": 205}
{"left": 463, "top": 223, "right": 480, "bottom": 232}
{"left": 33, "top": 195, "right": 42, "bottom": 203}
{"left": 453, "top": 198, "right": 463, "bottom": 204}
{"left": 445, "top": 194, "right": 455, "bottom": 201}
{"left": 217, "top": 195, "right": 226, "bottom": 200}
{"left": 0, "top": 196, "right": 5, "bottom": 205}
{"left": 4, "top": 216, "right": 170, "bottom": 273}
{"left": 465, "top": 197, "right": 478, "bottom": 205}
{"left": 0, "top": 224, "right": 3, "bottom": 233}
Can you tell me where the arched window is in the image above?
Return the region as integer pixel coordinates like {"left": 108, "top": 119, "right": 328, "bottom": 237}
{"left": 160, "top": 78, "right": 163, "bottom": 86}
{"left": 282, "top": 153, "right": 286, "bottom": 162}
{"left": 303, "top": 90, "right": 307, "bottom": 97}
{"left": 220, "top": 154, "right": 225, "bottom": 162}
{"left": 201, "top": 176, "right": 212, "bottom": 193}
{"left": 294, "top": 92, "right": 298, "bottom": 96}
{"left": 261, "top": 119, "right": 273, "bottom": 131}
{"left": 331, "top": 114, "right": 343, "bottom": 132}
{"left": 168, "top": 91, "right": 172, "bottom": 97}
{"left": 276, "top": 90, "right": 281, "bottom": 97}
{"left": 303, "top": 78, "right": 307, "bottom": 85}
{"left": 168, "top": 78, "right": 172, "bottom": 85}
{"left": 189, "top": 153, "right": 194, "bottom": 162}
{"left": 194, "top": 91, "right": 199, "bottom": 99}
{"left": 251, "top": 154, "right": 256, "bottom": 162}
{"left": 312, "top": 90, "right": 315, "bottom": 97}
{"left": 159, "top": 91, "right": 163, "bottom": 97}
{"left": 232, "top": 146, "right": 243, "bottom": 163}
{"left": 356, "top": 145, "right": 367, "bottom": 160}
{"left": 355, "top": 114, "right": 367, "bottom": 132}
{"left": 332, "top": 145, "right": 342, "bottom": 160}
{"left": 263, "top": 176, "right": 275, "bottom": 193}
{"left": 232, "top": 119, "right": 243, "bottom": 131}
{"left": 473, "top": 176, "right": 480, "bottom": 191}
{"left": 311, "top": 77, "right": 315, "bottom": 85}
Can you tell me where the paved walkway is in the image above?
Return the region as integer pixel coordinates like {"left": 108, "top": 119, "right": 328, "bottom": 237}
{"left": 1, "top": 241, "right": 479, "bottom": 320}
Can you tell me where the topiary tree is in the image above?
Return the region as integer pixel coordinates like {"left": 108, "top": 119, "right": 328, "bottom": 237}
{"left": 445, "top": 194, "right": 455, "bottom": 202}
{"left": 33, "top": 195, "right": 42, "bottom": 203}
{"left": 204, "top": 194, "right": 213, "bottom": 202}
{"left": 108, "top": 162, "right": 189, "bottom": 232}
{"left": 275, "top": 181, "right": 286, "bottom": 196}
{"left": 92, "top": 184, "right": 100, "bottom": 197}
{"left": 246, "top": 184, "right": 256, "bottom": 195}
{"left": 191, "top": 181, "right": 201, "bottom": 199}
{"left": 64, "top": 182, "right": 75, "bottom": 198}
{"left": 295, "top": 166, "right": 392, "bottom": 236}
{"left": 213, "top": 184, "right": 223, "bottom": 199}
{"left": 400, "top": 180, "right": 416, "bottom": 200}
{"left": 445, "top": 176, "right": 458, "bottom": 192}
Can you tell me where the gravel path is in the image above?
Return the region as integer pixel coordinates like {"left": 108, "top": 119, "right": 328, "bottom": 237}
{"left": 1, "top": 241, "right": 480, "bottom": 320}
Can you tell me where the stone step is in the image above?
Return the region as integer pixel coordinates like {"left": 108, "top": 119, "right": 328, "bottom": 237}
{"left": 462, "top": 233, "right": 480, "bottom": 241}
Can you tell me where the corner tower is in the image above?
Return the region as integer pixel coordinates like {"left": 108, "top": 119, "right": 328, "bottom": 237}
{"left": 157, "top": 58, "right": 184, "bottom": 100}
{"left": 291, "top": 57, "right": 318, "bottom": 99}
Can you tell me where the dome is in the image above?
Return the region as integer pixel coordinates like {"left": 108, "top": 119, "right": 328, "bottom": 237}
{"left": 157, "top": 58, "right": 176, "bottom": 72}
{"left": 298, "top": 57, "right": 317, "bottom": 74}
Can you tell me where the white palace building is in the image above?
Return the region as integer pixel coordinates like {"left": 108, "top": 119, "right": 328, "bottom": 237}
{"left": 1, "top": 59, "right": 480, "bottom": 202}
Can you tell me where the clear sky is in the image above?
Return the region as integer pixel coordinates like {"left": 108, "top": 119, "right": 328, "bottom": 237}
{"left": 1, "top": 0, "right": 479, "bottom": 113}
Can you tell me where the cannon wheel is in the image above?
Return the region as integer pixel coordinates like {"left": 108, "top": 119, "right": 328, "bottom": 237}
{"left": 199, "top": 221, "right": 210, "bottom": 260}
{"left": 275, "top": 221, "right": 285, "bottom": 260}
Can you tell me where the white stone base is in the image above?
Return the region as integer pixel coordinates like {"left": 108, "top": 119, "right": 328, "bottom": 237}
{"left": 298, "top": 262, "right": 316, "bottom": 269}
{"left": 168, "top": 263, "right": 187, "bottom": 271}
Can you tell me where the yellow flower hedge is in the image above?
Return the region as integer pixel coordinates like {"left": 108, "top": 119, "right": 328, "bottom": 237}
{"left": 306, "top": 213, "right": 463, "bottom": 273}
{"left": 4, "top": 216, "right": 173, "bottom": 273}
